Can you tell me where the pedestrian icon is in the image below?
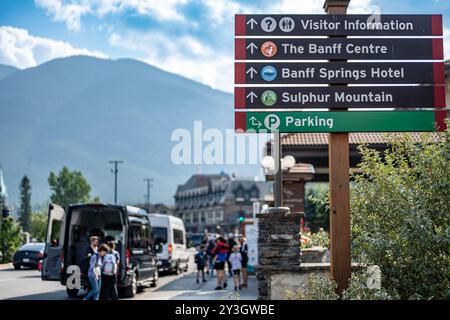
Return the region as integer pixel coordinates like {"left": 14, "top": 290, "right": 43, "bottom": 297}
{"left": 261, "top": 66, "right": 277, "bottom": 82}
{"left": 279, "top": 17, "right": 295, "bottom": 32}
{"left": 261, "top": 90, "right": 277, "bottom": 107}
{"left": 261, "top": 17, "right": 276, "bottom": 32}
{"left": 261, "top": 41, "right": 277, "bottom": 58}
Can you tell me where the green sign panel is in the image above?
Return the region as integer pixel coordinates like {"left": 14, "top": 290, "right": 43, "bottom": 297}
{"left": 235, "top": 111, "right": 446, "bottom": 133}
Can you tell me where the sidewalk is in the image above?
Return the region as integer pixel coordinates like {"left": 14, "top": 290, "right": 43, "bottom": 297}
{"left": 0, "top": 263, "right": 12, "bottom": 270}
{"left": 144, "top": 270, "right": 258, "bottom": 300}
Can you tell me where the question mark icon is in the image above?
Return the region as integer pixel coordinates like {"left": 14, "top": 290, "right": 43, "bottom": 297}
{"left": 261, "top": 17, "right": 276, "bottom": 32}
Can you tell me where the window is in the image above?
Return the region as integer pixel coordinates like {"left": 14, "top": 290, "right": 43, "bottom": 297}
{"left": 207, "top": 212, "right": 214, "bottom": 223}
{"left": 50, "top": 220, "right": 62, "bottom": 247}
{"left": 130, "top": 224, "right": 151, "bottom": 249}
{"left": 193, "top": 212, "right": 199, "bottom": 223}
{"left": 201, "top": 211, "right": 206, "bottom": 223}
{"left": 215, "top": 210, "right": 223, "bottom": 222}
{"left": 153, "top": 227, "right": 168, "bottom": 244}
{"left": 174, "top": 229, "right": 184, "bottom": 245}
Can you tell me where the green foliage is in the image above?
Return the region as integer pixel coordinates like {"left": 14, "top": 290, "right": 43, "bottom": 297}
{"left": 48, "top": 167, "right": 92, "bottom": 209}
{"left": 286, "top": 267, "right": 394, "bottom": 300}
{"left": 351, "top": 129, "right": 450, "bottom": 299}
{"left": 301, "top": 230, "right": 330, "bottom": 249}
{"left": 0, "top": 217, "right": 23, "bottom": 263}
{"left": 304, "top": 183, "right": 330, "bottom": 232}
{"left": 18, "top": 175, "right": 32, "bottom": 232}
{"left": 30, "top": 211, "right": 48, "bottom": 242}
{"left": 286, "top": 273, "right": 339, "bottom": 300}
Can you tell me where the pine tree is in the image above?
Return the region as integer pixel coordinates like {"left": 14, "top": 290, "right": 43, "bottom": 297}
{"left": 19, "top": 175, "right": 32, "bottom": 232}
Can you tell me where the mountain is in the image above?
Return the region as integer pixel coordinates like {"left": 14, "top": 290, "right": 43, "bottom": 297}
{"left": 0, "top": 64, "right": 18, "bottom": 81}
{"left": 0, "top": 56, "right": 261, "bottom": 207}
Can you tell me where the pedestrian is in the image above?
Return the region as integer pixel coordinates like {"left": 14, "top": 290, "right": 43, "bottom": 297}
{"left": 84, "top": 244, "right": 109, "bottom": 300}
{"left": 194, "top": 244, "right": 207, "bottom": 284}
{"left": 239, "top": 236, "right": 249, "bottom": 288}
{"left": 82, "top": 236, "right": 99, "bottom": 291}
{"left": 100, "top": 241, "right": 120, "bottom": 300}
{"left": 211, "top": 236, "right": 229, "bottom": 290}
{"left": 229, "top": 245, "right": 242, "bottom": 291}
{"left": 227, "top": 233, "right": 237, "bottom": 277}
{"left": 206, "top": 235, "right": 216, "bottom": 277}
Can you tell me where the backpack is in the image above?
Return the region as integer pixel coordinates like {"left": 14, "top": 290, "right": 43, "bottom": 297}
{"left": 216, "top": 251, "right": 227, "bottom": 263}
{"left": 195, "top": 252, "right": 206, "bottom": 265}
{"left": 102, "top": 252, "right": 117, "bottom": 276}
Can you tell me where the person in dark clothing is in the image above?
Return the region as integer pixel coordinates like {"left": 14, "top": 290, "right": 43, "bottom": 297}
{"left": 227, "top": 233, "right": 237, "bottom": 277}
{"left": 205, "top": 236, "right": 216, "bottom": 277}
{"left": 194, "top": 245, "right": 207, "bottom": 283}
{"left": 100, "top": 240, "right": 120, "bottom": 300}
{"left": 239, "top": 236, "right": 249, "bottom": 288}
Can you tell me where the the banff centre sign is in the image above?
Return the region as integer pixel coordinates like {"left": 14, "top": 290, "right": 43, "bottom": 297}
{"left": 234, "top": 14, "right": 447, "bottom": 133}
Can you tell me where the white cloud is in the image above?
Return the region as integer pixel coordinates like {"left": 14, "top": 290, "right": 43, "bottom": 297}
{"left": 109, "top": 31, "right": 233, "bottom": 92}
{"left": 35, "top": 0, "right": 189, "bottom": 30}
{"left": 0, "top": 26, "right": 107, "bottom": 69}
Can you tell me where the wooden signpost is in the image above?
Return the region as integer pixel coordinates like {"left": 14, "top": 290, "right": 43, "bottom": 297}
{"left": 234, "top": 0, "right": 446, "bottom": 294}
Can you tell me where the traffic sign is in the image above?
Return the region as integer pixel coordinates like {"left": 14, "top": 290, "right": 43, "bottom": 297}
{"left": 235, "top": 110, "right": 447, "bottom": 133}
{"left": 236, "top": 14, "right": 443, "bottom": 36}
{"left": 235, "top": 62, "right": 445, "bottom": 85}
{"left": 235, "top": 38, "right": 443, "bottom": 60}
{"left": 235, "top": 86, "right": 445, "bottom": 109}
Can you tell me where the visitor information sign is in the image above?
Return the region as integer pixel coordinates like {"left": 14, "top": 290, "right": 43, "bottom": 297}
{"left": 234, "top": 14, "right": 447, "bottom": 133}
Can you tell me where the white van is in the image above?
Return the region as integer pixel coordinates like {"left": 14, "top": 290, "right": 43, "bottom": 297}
{"left": 148, "top": 214, "right": 189, "bottom": 274}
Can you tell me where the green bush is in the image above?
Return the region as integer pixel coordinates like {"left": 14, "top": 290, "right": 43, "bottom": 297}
{"left": 351, "top": 129, "right": 450, "bottom": 299}
{"left": 304, "top": 183, "right": 329, "bottom": 232}
{"left": 301, "top": 230, "right": 330, "bottom": 249}
{"left": 286, "top": 266, "right": 395, "bottom": 300}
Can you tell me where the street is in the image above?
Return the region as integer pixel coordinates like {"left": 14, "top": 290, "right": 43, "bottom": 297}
{"left": 0, "top": 263, "right": 257, "bottom": 300}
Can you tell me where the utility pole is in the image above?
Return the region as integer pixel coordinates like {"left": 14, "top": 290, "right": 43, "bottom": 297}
{"left": 109, "top": 160, "right": 123, "bottom": 204}
{"left": 143, "top": 178, "right": 154, "bottom": 213}
{"left": 273, "top": 132, "right": 283, "bottom": 207}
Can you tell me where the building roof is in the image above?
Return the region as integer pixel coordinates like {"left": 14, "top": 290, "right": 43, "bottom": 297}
{"left": 280, "top": 132, "right": 442, "bottom": 147}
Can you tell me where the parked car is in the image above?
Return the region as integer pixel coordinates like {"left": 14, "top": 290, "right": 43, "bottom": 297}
{"left": 41, "top": 203, "right": 160, "bottom": 298}
{"left": 149, "top": 214, "right": 189, "bottom": 274}
{"left": 12, "top": 243, "right": 45, "bottom": 270}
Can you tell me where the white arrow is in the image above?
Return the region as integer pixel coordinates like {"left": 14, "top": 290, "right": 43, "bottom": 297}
{"left": 250, "top": 116, "right": 262, "bottom": 128}
{"left": 246, "top": 42, "right": 258, "bottom": 54}
{"left": 246, "top": 67, "right": 258, "bottom": 79}
{"left": 246, "top": 18, "right": 258, "bottom": 30}
{"left": 246, "top": 91, "right": 258, "bottom": 103}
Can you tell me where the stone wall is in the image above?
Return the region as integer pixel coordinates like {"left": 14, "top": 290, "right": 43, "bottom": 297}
{"left": 256, "top": 211, "right": 302, "bottom": 300}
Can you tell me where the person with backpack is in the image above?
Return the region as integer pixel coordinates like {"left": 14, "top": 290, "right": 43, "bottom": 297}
{"left": 194, "top": 244, "right": 207, "bottom": 284}
{"left": 84, "top": 244, "right": 109, "bottom": 300}
{"left": 100, "top": 241, "right": 120, "bottom": 300}
{"left": 211, "top": 237, "right": 229, "bottom": 290}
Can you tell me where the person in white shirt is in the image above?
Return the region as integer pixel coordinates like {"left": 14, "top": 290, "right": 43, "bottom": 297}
{"left": 229, "top": 245, "right": 242, "bottom": 291}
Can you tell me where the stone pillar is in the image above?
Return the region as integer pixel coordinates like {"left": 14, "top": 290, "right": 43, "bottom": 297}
{"left": 256, "top": 211, "right": 302, "bottom": 300}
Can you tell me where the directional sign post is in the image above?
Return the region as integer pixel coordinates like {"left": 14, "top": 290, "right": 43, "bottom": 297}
{"left": 235, "top": 38, "right": 444, "bottom": 61}
{"left": 235, "top": 86, "right": 446, "bottom": 109}
{"left": 236, "top": 14, "right": 443, "bottom": 36}
{"left": 235, "top": 62, "right": 445, "bottom": 85}
{"left": 233, "top": 0, "right": 447, "bottom": 296}
{"left": 235, "top": 110, "right": 448, "bottom": 133}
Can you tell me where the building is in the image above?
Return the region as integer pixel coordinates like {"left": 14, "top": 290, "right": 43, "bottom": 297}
{"left": 0, "top": 168, "right": 7, "bottom": 207}
{"left": 174, "top": 173, "right": 273, "bottom": 234}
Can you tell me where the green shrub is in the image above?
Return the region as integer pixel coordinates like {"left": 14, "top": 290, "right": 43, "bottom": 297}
{"left": 351, "top": 129, "right": 450, "bottom": 299}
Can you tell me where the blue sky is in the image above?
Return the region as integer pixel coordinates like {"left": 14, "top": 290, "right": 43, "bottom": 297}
{"left": 0, "top": 0, "right": 449, "bottom": 92}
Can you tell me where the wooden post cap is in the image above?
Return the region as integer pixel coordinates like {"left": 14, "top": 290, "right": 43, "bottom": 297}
{"left": 323, "top": 0, "right": 351, "bottom": 12}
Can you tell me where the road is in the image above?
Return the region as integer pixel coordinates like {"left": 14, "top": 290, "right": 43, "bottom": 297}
{"left": 0, "top": 265, "right": 257, "bottom": 300}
